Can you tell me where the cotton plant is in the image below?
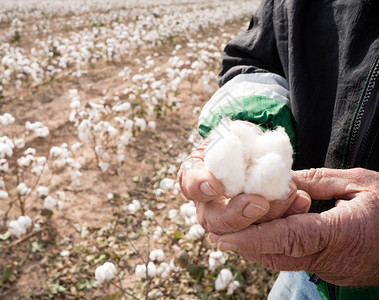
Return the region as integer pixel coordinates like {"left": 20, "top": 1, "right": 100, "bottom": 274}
{"left": 8, "top": 215, "right": 32, "bottom": 237}
{"left": 0, "top": 113, "right": 54, "bottom": 220}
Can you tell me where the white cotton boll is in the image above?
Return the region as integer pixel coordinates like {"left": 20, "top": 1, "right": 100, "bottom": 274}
{"left": 0, "top": 140, "right": 13, "bottom": 158}
{"left": 134, "top": 118, "right": 146, "bottom": 131}
{"left": 208, "top": 251, "right": 226, "bottom": 271}
{"left": 148, "top": 121, "right": 156, "bottom": 130}
{"left": 37, "top": 186, "right": 49, "bottom": 197}
{"left": 94, "top": 145, "right": 103, "bottom": 155}
{"left": 204, "top": 120, "right": 293, "bottom": 200}
{"left": 127, "top": 199, "right": 141, "bottom": 214}
{"left": 160, "top": 178, "right": 175, "bottom": 191}
{"left": 60, "top": 250, "right": 70, "bottom": 257}
{"left": 119, "top": 132, "right": 131, "bottom": 146}
{"left": 149, "top": 249, "right": 165, "bottom": 262}
{"left": 144, "top": 210, "right": 154, "bottom": 219}
{"left": 8, "top": 220, "right": 25, "bottom": 237}
{"left": 17, "top": 183, "right": 31, "bottom": 195}
{"left": 112, "top": 102, "right": 131, "bottom": 112}
{"left": 35, "top": 126, "right": 49, "bottom": 138}
{"left": 187, "top": 224, "right": 205, "bottom": 240}
{"left": 185, "top": 215, "right": 198, "bottom": 226}
{"left": 17, "top": 216, "right": 32, "bottom": 228}
{"left": 0, "top": 113, "right": 15, "bottom": 125}
{"left": 169, "top": 259, "right": 182, "bottom": 272}
{"left": 125, "top": 120, "right": 134, "bottom": 131}
{"left": 8, "top": 215, "right": 32, "bottom": 237}
{"left": 95, "top": 262, "right": 116, "bottom": 283}
{"left": 227, "top": 280, "right": 240, "bottom": 295}
{"left": 78, "top": 119, "right": 91, "bottom": 141}
{"left": 0, "top": 159, "right": 9, "bottom": 172}
{"left": 0, "top": 190, "right": 8, "bottom": 199}
{"left": 173, "top": 182, "right": 181, "bottom": 195}
{"left": 17, "top": 155, "right": 34, "bottom": 167}
{"left": 117, "top": 154, "right": 125, "bottom": 163}
{"left": 167, "top": 165, "right": 177, "bottom": 175}
{"left": 135, "top": 264, "right": 147, "bottom": 279}
{"left": 98, "top": 161, "right": 109, "bottom": 172}
{"left": 255, "top": 127, "right": 293, "bottom": 167}
{"left": 57, "top": 201, "right": 64, "bottom": 210}
{"left": 168, "top": 209, "right": 179, "bottom": 221}
{"left": 14, "top": 138, "right": 25, "bottom": 149}
{"left": 215, "top": 269, "right": 234, "bottom": 292}
{"left": 107, "top": 126, "right": 117, "bottom": 137}
{"left": 204, "top": 130, "right": 246, "bottom": 197}
{"left": 153, "top": 226, "right": 163, "bottom": 240}
{"left": 181, "top": 204, "right": 198, "bottom": 224}
{"left": 44, "top": 196, "right": 56, "bottom": 210}
{"left": 56, "top": 191, "right": 66, "bottom": 201}
{"left": 24, "top": 148, "right": 36, "bottom": 155}
{"left": 245, "top": 153, "right": 292, "bottom": 200}
{"left": 147, "top": 262, "right": 157, "bottom": 277}
{"left": 157, "top": 262, "right": 170, "bottom": 278}
{"left": 101, "top": 153, "right": 109, "bottom": 161}
{"left": 70, "top": 142, "right": 82, "bottom": 153}
{"left": 155, "top": 188, "right": 165, "bottom": 196}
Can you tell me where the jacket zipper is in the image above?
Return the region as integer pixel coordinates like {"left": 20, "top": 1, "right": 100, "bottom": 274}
{"left": 343, "top": 54, "right": 379, "bottom": 168}
{"left": 330, "top": 55, "right": 379, "bottom": 300}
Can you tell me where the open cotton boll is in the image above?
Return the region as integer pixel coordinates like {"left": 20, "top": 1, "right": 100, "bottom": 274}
{"left": 149, "top": 249, "right": 165, "bottom": 262}
{"left": 245, "top": 152, "right": 292, "bottom": 200}
{"left": 204, "top": 131, "right": 246, "bottom": 197}
{"left": 204, "top": 119, "right": 293, "bottom": 200}
{"left": 95, "top": 262, "right": 116, "bottom": 283}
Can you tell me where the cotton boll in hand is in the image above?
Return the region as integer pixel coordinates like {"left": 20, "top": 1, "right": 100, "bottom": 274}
{"left": 204, "top": 119, "right": 293, "bottom": 200}
{"left": 245, "top": 152, "right": 292, "bottom": 200}
{"left": 204, "top": 122, "right": 247, "bottom": 197}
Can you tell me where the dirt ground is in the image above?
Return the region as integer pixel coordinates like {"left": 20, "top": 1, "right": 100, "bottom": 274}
{"left": 0, "top": 1, "right": 279, "bottom": 299}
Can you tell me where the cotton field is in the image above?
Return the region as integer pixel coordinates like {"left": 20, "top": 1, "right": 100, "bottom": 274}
{"left": 0, "top": 0, "right": 278, "bottom": 299}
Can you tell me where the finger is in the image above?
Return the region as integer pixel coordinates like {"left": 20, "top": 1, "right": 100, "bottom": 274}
{"left": 196, "top": 193, "right": 270, "bottom": 234}
{"left": 291, "top": 168, "right": 367, "bottom": 200}
{"left": 217, "top": 213, "right": 328, "bottom": 257}
{"left": 281, "top": 190, "right": 312, "bottom": 217}
{"left": 178, "top": 157, "right": 225, "bottom": 202}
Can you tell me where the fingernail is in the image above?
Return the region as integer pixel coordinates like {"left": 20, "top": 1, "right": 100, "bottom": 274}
{"left": 218, "top": 241, "right": 237, "bottom": 252}
{"left": 208, "top": 233, "right": 221, "bottom": 243}
{"left": 200, "top": 181, "right": 218, "bottom": 197}
{"left": 293, "top": 194, "right": 311, "bottom": 212}
{"left": 242, "top": 203, "right": 268, "bottom": 219}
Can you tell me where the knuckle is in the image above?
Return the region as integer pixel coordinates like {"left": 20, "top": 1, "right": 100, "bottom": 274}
{"left": 219, "top": 213, "right": 242, "bottom": 233}
{"left": 303, "top": 168, "right": 326, "bottom": 183}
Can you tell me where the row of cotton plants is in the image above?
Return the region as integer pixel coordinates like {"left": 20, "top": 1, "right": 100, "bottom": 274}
{"left": 0, "top": 0, "right": 258, "bottom": 89}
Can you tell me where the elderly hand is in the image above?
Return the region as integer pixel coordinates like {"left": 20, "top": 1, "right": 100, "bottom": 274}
{"left": 178, "top": 124, "right": 311, "bottom": 234}
{"left": 210, "top": 168, "right": 379, "bottom": 286}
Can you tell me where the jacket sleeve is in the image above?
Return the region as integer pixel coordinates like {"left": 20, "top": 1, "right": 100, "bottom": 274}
{"left": 197, "top": 0, "right": 295, "bottom": 147}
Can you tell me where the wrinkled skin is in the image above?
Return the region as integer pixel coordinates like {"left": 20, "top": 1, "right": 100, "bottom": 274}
{"left": 210, "top": 168, "right": 379, "bottom": 286}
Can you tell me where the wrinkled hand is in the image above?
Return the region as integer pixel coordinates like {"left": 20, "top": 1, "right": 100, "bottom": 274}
{"left": 210, "top": 168, "right": 379, "bottom": 286}
{"left": 178, "top": 123, "right": 311, "bottom": 235}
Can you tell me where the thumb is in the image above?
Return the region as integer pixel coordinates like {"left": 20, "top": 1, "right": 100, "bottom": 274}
{"left": 291, "top": 168, "right": 362, "bottom": 200}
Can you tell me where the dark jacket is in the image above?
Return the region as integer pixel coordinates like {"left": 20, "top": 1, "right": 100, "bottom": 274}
{"left": 198, "top": 1, "right": 379, "bottom": 299}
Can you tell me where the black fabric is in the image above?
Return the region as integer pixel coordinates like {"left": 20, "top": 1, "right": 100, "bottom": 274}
{"left": 219, "top": 0, "right": 379, "bottom": 188}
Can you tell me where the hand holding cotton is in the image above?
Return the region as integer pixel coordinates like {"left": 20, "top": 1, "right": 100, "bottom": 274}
{"left": 204, "top": 119, "right": 293, "bottom": 200}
